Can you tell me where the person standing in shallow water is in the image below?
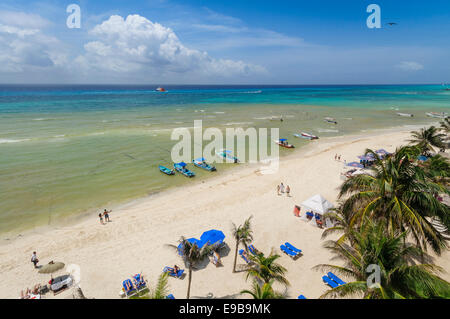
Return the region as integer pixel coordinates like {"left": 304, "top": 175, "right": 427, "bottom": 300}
{"left": 99, "top": 213, "right": 104, "bottom": 224}
{"left": 286, "top": 185, "right": 291, "bottom": 197}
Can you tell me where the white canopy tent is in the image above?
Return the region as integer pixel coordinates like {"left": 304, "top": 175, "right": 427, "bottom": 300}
{"left": 300, "top": 194, "right": 335, "bottom": 228}
{"left": 301, "top": 194, "right": 334, "bottom": 214}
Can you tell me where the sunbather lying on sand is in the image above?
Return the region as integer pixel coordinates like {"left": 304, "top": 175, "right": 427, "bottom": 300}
{"left": 124, "top": 280, "right": 133, "bottom": 291}
{"left": 213, "top": 251, "right": 221, "bottom": 266}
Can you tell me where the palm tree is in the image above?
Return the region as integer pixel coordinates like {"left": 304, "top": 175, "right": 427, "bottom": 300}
{"left": 246, "top": 250, "right": 289, "bottom": 286}
{"left": 149, "top": 272, "right": 170, "bottom": 299}
{"left": 421, "top": 154, "right": 450, "bottom": 184}
{"left": 132, "top": 272, "right": 170, "bottom": 299}
{"left": 240, "top": 279, "right": 285, "bottom": 299}
{"left": 168, "top": 237, "right": 212, "bottom": 299}
{"left": 321, "top": 205, "right": 355, "bottom": 245}
{"left": 439, "top": 117, "right": 449, "bottom": 135}
{"left": 314, "top": 219, "right": 450, "bottom": 299}
{"left": 231, "top": 216, "right": 253, "bottom": 272}
{"left": 409, "top": 126, "right": 445, "bottom": 154}
{"left": 338, "top": 147, "right": 449, "bottom": 255}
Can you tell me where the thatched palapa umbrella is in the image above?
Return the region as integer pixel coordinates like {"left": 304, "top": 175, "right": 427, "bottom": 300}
{"left": 38, "top": 261, "right": 65, "bottom": 274}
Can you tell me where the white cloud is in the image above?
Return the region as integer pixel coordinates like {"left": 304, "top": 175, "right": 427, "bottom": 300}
{"left": 0, "top": 24, "right": 39, "bottom": 38}
{"left": 0, "top": 13, "right": 66, "bottom": 73}
{"left": 75, "top": 14, "right": 265, "bottom": 78}
{"left": 0, "top": 10, "right": 51, "bottom": 29}
{"left": 396, "top": 61, "right": 424, "bottom": 71}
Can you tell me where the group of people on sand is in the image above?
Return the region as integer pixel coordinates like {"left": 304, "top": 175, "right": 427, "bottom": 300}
{"left": 277, "top": 182, "right": 291, "bottom": 196}
{"left": 20, "top": 284, "right": 41, "bottom": 299}
{"left": 334, "top": 154, "right": 347, "bottom": 165}
{"left": 98, "top": 209, "right": 111, "bottom": 224}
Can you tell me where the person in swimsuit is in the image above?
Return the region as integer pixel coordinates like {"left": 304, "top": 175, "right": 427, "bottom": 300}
{"left": 124, "top": 280, "right": 133, "bottom": 292}
{"left": 103, "top": 209, "right": 110, "bottom": 222}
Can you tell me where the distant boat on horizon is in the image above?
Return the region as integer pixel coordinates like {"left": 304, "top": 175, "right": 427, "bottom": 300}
{"left": 156, "top": 87, "right": 166, "bottom": 92}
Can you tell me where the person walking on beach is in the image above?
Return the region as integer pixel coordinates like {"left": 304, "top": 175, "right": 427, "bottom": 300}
{"left": 276, "top": 184, "right": 281, "bottom": 195}
{"left": 31, "top": 251, "right": 39, "bottom": 268}
{"left": 338, "top": 155, "right": 341, "bottom": 161}
{"left": 280, "top": 182, "right": 285, "bottom": 194}
{"left": 103, "top": 209, "right": 111, "bottom": 222}
{"left": 98, "top": 213, "right": 104, "bottom": 224}
{"left": 334, "top": 154, "right": 337, "bottom": 161}
{"left": 286, "top": 185, "right": 291, "bottom": 197}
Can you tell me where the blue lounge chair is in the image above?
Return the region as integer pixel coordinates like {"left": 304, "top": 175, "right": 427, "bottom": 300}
{"left": 239, "top": 249, "right": 251, "bottom": 264}
{"left": 163, "top": 266, "right": 184, "bottom": 278}
{"left": 322, "top": 275, "right": 339, "bottom": 288}
{"left": 327, "top": 272, "right": 346, "bottom": 285}
{"left": 133, "top": 274, "right": 148, "bottom": 292}
{"left": 285, "top": 242, "right": 302, "bottom": 254}
{"left": 298, "top": 295, "right": 307, "bottom": 299}
{"left": 280, "top": 245, "right": 297, "bottom": 258}
{"left": 122, "top": 279, "right": 137, "bottom": 298}
{"left": 166, "top": 294, "right": 175, "bottom": 299}
{"left": 248, "top": 245, "right": 257, "bottom": 255}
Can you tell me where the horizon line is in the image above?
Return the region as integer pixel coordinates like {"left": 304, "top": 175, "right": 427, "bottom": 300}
{"left": 0, "top": 83, "right": 446, "bottom": 86}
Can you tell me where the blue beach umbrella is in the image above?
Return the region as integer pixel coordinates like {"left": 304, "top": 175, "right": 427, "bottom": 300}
{"left": 358, "top": 154, "right": 375, "bottom": 160}
{"left": 199, "top": 229, "right": 225, "bottom": 247}
{"left": 376, "top": 149, "right": 390, "bottom": 156}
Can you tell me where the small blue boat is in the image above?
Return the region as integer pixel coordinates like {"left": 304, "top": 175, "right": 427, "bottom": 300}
{"left": 174, "top": 162, "right": 195, "bottom": 177}
{"left": 159, "top": 165, "right": 175, "bottom": 175}
{"left": 193, "top": 157, "right": 216, "bottom": 171}
{"left": 216, "top": 150, "right": 239, "bottom": 163}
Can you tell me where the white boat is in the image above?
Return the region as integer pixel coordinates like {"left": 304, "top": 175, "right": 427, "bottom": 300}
{"left": 293, "top": 132, "right": 319, "bottom": 140}
{"left": 156, "top": 87, "right": 166, "bottom": 92}
{"left": 426, "top": 112, "right": 448, "bottom": 119}
{"left": 396, "top": 112, "right": 414, "bottom": 117}
{"left": 324, "top": 117, "right": 337, "bottom": 124}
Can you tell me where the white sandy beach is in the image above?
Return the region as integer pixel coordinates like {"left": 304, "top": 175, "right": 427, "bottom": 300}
{"left": 0, "top": 127, "right": 449, "bottom": 299}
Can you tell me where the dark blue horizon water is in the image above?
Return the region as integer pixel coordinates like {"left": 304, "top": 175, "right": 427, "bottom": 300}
{"left": 0, "top": 84, "right": 449, "bottom": 114}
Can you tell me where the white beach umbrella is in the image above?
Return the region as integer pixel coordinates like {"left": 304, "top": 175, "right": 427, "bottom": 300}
{"left": 301, "top": 194, "right": 334, "bottom": 214}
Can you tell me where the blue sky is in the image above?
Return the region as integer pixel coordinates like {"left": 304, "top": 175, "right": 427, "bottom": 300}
{"left": 0, "top": 0, "right": 449, "bottom": 84}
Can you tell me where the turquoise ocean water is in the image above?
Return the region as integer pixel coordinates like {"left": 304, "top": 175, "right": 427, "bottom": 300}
{"left": 0, "top": 84, "right": 448, "bottom": 234}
